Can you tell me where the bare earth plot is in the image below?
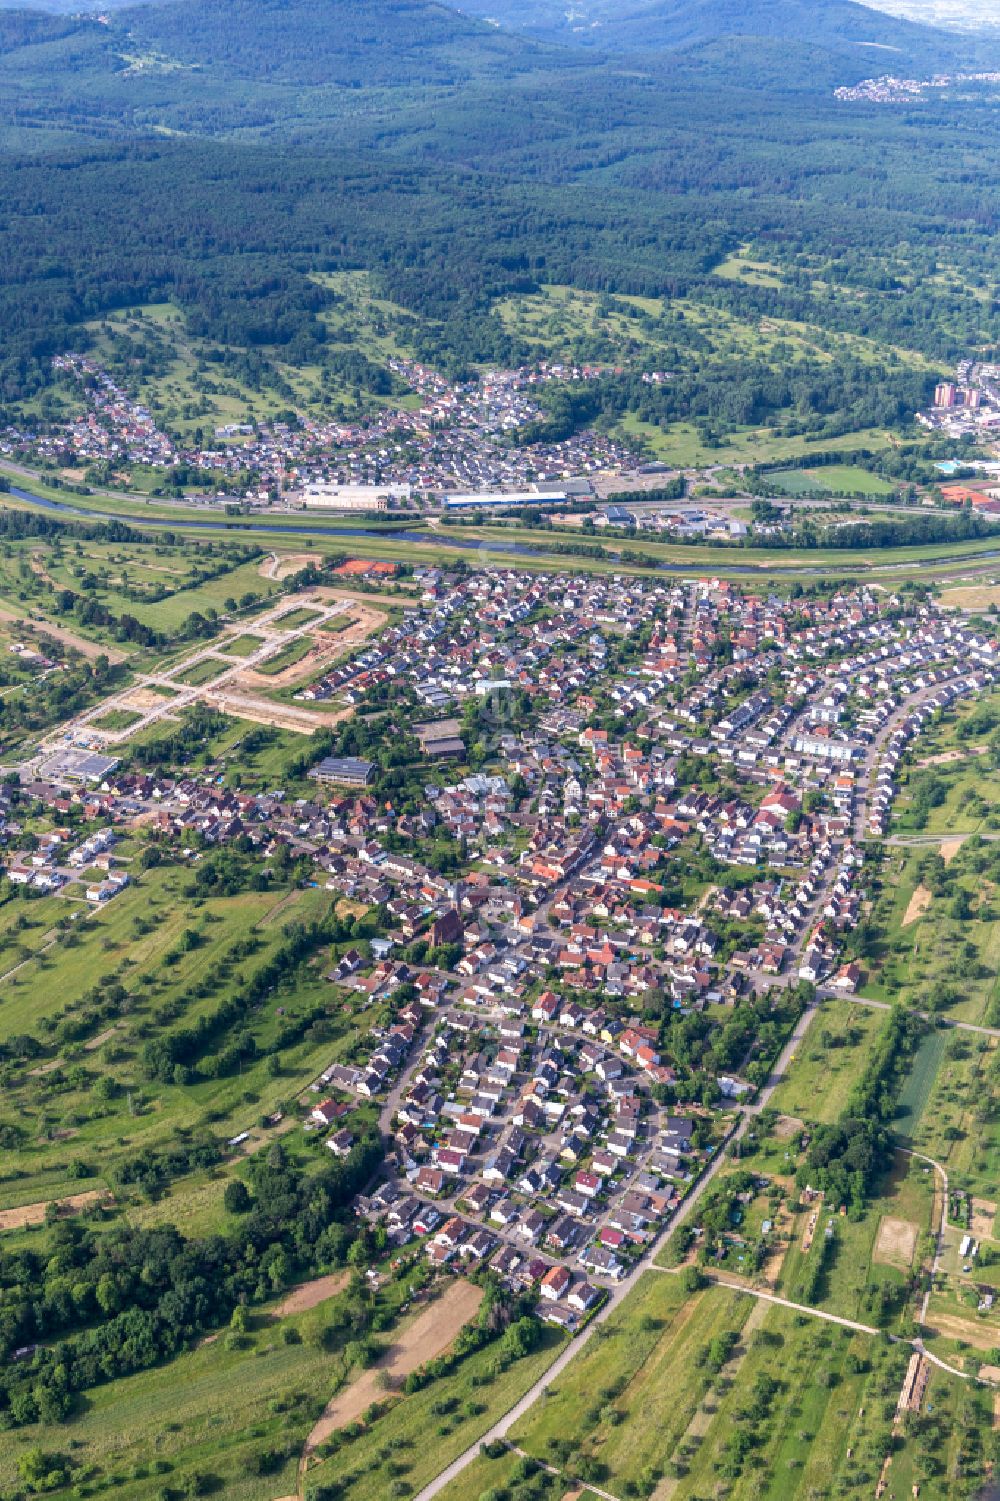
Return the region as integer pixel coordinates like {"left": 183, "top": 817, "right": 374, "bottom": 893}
{"left": 873, "top": 1215, "right": 919, "bottom": 1270}
{"left": 971, "top": 1198, "right": 998, "bottom": 1241}
{"left": 261, "top": 552, "right": 322, "bottom": 580}
{"left": 902, "top": 883, "right": 932, "bottom": 927}
{"left": 0, "top": 1189, "right": 109, "bottom": 1230}
{"left": 927, "top": 1310, "right": 997, "bottom": 1350}
{"left": 233, "top": 606, "right": 387, "bottom": 691}
{"left": 201, "top": 688, "right": 347, "bottom": 733}
{"left": 304, "top": 1279, "right": 484, "bottom": 1452}
{"left": 917, "top": 746, "right": 988, "bottom": 768}
{"left": 940, "top": 584, "right": 1000, "bottom": 611}
{"left": 272, "top": 1272, "right": 351, "bottom": 1318}
{"left": 119, "top": 686, "right": 178, "bottom": 712}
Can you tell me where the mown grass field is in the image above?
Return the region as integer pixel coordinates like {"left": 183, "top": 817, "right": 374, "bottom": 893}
{"left": 217, "top": 632, "right": 265, "bottom": 656}
{"left": 768, "top": 999, "right": 886, "bottom": 1125}
{"left": 767, "top": 463, "right": 896, "bottom": 497}
{"left": 174, "top": 655, "right": 231, "bottom": 685}
{"left": 254, "top": 635, "right": 314, "bottom": 675}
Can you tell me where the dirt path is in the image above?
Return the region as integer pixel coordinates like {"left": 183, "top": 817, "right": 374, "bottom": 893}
{"left": 26, "top": 1057, "right": 65, "bottom": 1077}
{"left": 304, "top": 1280, "right": 483, "bottom": 1453}
{"left": 238, "top": 1116, "right": 298, "bottom": 1156}
{"left": 257, "top": 889, "right": 302, "bottom": 929}
{"left": 0, "top": 926, "right": 59, "bottom": 983}
{"left": 261, "top": 552, "right": 322, "bottom": 581}
{"left": 84, "top": 1026, "right": 120, "bottom": 1051}
{"left": 925, "top": 1310, "right": 998, "bottom": 1350}
{"left": 0, "top": 1189, "right": 109, "bottom": 1230}
{"left": 0, "top": 606, "right": 127, "bottom": 664}
{"left": 272, "top": 1272, "right": 350, "bottom": 1319}
{"left": 902, "top": 883, "right": 932, "bottom": 927}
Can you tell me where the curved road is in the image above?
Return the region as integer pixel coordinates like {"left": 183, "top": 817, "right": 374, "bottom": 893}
{"left": 410, "top": 999, "right": 819, "bottom": 1501}
{"left": 411, "top": 1021, "right": 988, "bottom": 1501}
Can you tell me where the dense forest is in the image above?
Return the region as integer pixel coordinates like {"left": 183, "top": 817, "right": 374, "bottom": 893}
{"left": 0, "top": 0, "right": 997, "bottom": 424}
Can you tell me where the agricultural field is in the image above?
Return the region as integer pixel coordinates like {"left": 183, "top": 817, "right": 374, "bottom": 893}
{"left": 905, "top": 1034, "right": 1000, "bottom": 1199}
{"left": 509, "top": 1272, "right": 754, "bottom": 1497}
{"left": 441, "top": 1269, "right": 984, "bottom": 1501}
{"left": 0, "top": 1251, "right": 436, "bottom": 1501}
{"left": 894, "top": 1027, "right": 951, "bottom": 1140}
{"left": 302, "top": 1319, "right": 566, "bottom": 1501}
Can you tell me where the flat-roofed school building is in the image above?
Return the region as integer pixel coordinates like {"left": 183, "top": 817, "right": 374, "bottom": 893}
{"left": 309, "top": 755, "right": 376, "bottom": 787}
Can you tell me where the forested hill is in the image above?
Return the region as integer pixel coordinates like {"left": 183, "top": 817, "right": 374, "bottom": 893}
{"left": 114, "top": 0, "right": 572, "bottom": 86}
{"left": 454, "top": 0, "right": 996, "bottom": 69}
{"left": 0, "top": 0, "right": 997, "bottom": 412}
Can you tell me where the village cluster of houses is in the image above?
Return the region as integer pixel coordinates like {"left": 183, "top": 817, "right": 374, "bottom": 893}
{"left": 8, "top": 565, "right": 1000, "bottom": 1311}
{"left": 6, "top": 823, "right": 127, "bottom": 901}
{"left": 4, "top": 353, "right": 632, "bottom": 502}
{"left": 349, "top": 1003, "right": 705, "bottom": 1328}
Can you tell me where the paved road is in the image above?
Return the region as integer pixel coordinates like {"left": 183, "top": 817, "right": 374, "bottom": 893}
{"left": 820, "top": 986, "right": 1000, "bottom": 1040}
